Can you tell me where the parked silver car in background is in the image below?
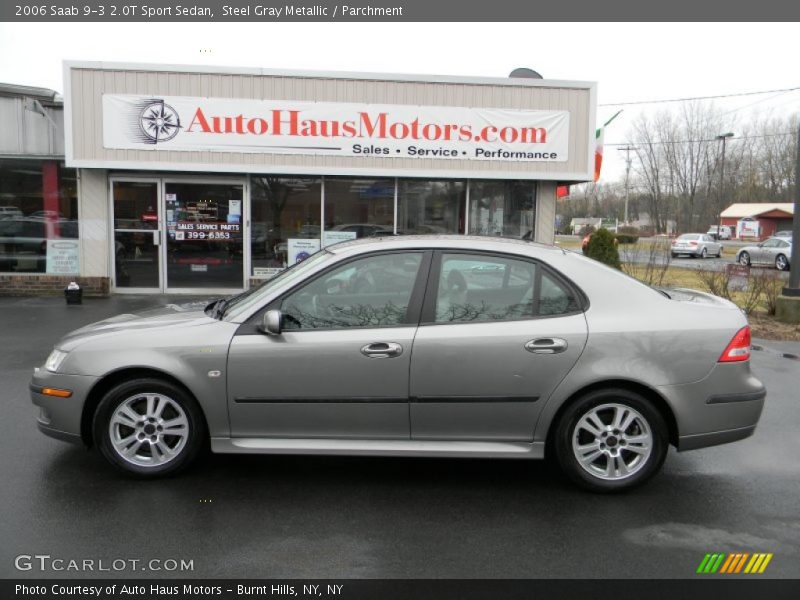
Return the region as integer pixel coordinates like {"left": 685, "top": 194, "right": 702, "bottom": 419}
{"left": 737, "top": 237, "right": 793, "bottom": 271}
{"left": 31, "top": 236, "right": 765, "bottom": 492}
{"left": 671, "top": 233, "right": 723, "bottom": 258}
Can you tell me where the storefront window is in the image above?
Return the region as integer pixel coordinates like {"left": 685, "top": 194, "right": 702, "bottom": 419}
{"left": 164, "top": 182, "right": 244, "bottom": 289}
{"left": 468, "top": 180, "right": 536, "bottom": 240}
{"left": 0, "top": 159, "right": 78, "bottom": 274}
{"left": 323, "top": 177, "right": 395, "bottom": 245}
{"left": 250, "top": 176, "right": 322, "bottom": 277}
{"left": 397, "top": 179, "right": 465, "bottom": 235}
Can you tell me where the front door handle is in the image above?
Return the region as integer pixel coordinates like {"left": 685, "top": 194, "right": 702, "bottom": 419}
{"left": 525, "top": 338, "right": 568, "bottom": 354}
{"left": 360, "top": 342, "right": 403, "bottom": 358}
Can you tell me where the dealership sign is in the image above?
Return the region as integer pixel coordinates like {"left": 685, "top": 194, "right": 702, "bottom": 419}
{"left": 102, "top": 94, "right": 570, "bottom": 162}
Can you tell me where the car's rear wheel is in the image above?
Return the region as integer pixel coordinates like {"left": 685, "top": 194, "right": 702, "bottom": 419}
{"left": 93, "top": 378, "right": 206, "bottom": 477}
{"left": 775, "top": 254, "right": 789, "bottom": 271}
{"left": 739, "top": 252, "right": 751, "bottom": 266}
{"left": 554, "top": 388, "right": 669, "bottom": 492}
{"left": 700, "top": 247, "right": 708, "bottom": 259}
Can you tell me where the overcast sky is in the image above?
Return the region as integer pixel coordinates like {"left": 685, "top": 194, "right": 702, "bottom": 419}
{"left": 0, "top": 22, "right": 798, "bottom": 180}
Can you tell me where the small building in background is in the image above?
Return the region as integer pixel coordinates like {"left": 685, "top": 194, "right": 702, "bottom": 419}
{"left": 720, "top": 203, "right": 794, "bottom": 240}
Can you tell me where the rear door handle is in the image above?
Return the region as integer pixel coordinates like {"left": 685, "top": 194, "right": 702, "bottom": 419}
{"left": 525, "top": 338, "right": 568, "bottom": 354}
{"left": 360, "top": 342, "right": 403, "bottom": 358}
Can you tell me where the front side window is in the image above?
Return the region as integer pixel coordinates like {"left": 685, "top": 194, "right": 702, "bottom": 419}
{"left": 433, "top": 253, "right": 580, "bottom": 323}
{"left": 281, "top": 252, "right": 423, "bottom": 330}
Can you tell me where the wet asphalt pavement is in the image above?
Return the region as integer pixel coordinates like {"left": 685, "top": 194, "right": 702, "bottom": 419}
{"left": 1, "top": 295, "right": 799, "bottom": 579}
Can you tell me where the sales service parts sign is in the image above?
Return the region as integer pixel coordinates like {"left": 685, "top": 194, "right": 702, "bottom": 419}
{"left": 102, "top": 94, "right": 570, "bottom": 162}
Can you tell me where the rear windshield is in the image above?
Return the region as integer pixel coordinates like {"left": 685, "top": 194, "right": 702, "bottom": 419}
{"left": 678, "top": 234, "right": 700, "bottom": 240}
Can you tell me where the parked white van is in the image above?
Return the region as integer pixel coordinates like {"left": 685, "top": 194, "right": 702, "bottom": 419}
{"left": 707, "top": 225, "right": 732, "bottom": 240}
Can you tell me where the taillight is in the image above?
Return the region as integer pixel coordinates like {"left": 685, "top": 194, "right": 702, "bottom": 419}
{"left": 689, "top": 241, "right": 698, "bottom": 246}
{"left": 719, "top": 326, "right": 751, "bottom": 362}
{"left": 671, "top": 240, "right": 676, "bottom": 246}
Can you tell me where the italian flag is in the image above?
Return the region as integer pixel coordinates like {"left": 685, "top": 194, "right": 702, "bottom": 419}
{"left": 594, "top": 110, "right": 623, "bottom": 182}
{"left": 557, "top": 110, "right": 622, "bottom": 198}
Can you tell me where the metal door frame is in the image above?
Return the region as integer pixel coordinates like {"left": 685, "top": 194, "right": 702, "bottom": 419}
{"left": 109, "top": 175, "right": 249, "bottom": 294}
{"left": 109, "top": 176, "right": 164, "bottom": 294}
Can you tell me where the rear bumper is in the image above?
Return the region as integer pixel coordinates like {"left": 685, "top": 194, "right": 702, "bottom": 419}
{"left": 658, "top": 361, "right": 765, "bottom": 452}
{"left": 678, "top": 424, "right": 757, "bottom": 451}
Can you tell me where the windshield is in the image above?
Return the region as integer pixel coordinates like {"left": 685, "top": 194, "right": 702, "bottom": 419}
{"left": 221, "top": 250, "right": 333, "bottom": 321}
{"left": 678, "top": 234, "right": 700, "bottom": 241}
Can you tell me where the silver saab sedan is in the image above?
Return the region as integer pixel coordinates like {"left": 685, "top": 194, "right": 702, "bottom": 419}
{"left": 31, "top": 236, "right": 765, "bottom": 492}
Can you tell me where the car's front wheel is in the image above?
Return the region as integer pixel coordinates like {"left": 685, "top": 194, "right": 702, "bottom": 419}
{"left": 93, "top": 378, "right": 206, "bottom": 477}
{"left": 553, "top": 388, "right": 669, "bottom": 492}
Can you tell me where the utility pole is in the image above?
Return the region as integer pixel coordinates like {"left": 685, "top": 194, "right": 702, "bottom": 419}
{"left": 716, "top": 133, "right": 734, "bottom": 239}
{"left": 775, "top": 118, "right": 800, "bottom": 323}
{"left": 618, "top": 146, "right": 634, "bottom": 224}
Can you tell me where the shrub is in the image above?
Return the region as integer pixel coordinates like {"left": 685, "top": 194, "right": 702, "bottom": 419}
{"left": 585, "top": 228, "right": 621, "bottom": 269}
{"left": 577, "top": 224, "right": 596, "bottom": 237}
{"left": 615, "top": 225, "right": 640, "bottom": 244}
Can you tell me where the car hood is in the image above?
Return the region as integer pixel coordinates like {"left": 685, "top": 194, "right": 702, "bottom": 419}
{"left": 57, "top": 300, "right": 215, "bottom": 351}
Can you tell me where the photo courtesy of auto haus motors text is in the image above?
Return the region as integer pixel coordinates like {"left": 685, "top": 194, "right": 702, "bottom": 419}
{"left": 104, "top": 94, "right": 570, "bottom": 161}
{"left": 15, "top": 583, "right": 343, "bottom": 597}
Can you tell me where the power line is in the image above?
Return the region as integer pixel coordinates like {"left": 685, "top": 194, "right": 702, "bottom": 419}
{"left": 599, "top": 86, "right": 800, "bottom": 107}
{"left": 605, "top": 131, "right": 796, "bottom": 147}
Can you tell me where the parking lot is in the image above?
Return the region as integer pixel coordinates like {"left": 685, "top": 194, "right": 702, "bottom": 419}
{"left": 1, "top": 294, "right": 799, "bottom": 579}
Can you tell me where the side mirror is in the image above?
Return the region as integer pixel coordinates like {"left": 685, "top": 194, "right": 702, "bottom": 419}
{"left": 260, "top": 309, "right": 283, "bottom": 335}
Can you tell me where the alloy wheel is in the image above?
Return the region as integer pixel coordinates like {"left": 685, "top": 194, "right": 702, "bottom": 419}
{"left": 739, "top": 252, "right": 750, "bottom": 266}
{"left": 108, "top": 393, "right": 189, "bottom": 467}
{"left": 571, "top": 403, "right": 653, "bottom": 481}
{"left": 776, "top": 255, "right": 789, "bottom": 271}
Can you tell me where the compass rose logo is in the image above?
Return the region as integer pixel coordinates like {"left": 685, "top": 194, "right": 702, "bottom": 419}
{"left": 138, "top": 100, "right": 181, "bottom": 144}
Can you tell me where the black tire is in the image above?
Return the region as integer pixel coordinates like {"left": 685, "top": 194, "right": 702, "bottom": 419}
{"left": 700, "top": 247, "right": 708, "bottom": 259}
{"left": 739, "top": 251, "right": 751, "bottom": 266}
{"left": 93, "top": 378, "right": 206, "bottom": 477}
{"left": 775, "top": 254, "right": 790, "bottom": 271}
{"left": 670, "top": 253, "right": 677, "bottom": 259}
{"left": 553, "top": 388, "right": 669, "bottom": 493}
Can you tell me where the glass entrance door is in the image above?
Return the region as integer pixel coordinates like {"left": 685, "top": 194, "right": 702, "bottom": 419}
{"left": 164, "top": 181, "right": 244, "bottom": 291}
{"left": 112, "top": 180, "right": 162, "bottom": 291}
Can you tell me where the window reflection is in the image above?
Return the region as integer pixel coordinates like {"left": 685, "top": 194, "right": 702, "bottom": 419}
{"left": 282, "top": 253, "right": 423, "bottom": 329}
{"left": 323, "top": 178, "right": 395, "bottom": 244}
{"left": 468, "top": 180, "right": 536, "bottom": 240}
{"left": 0, "top": 159, "right": 78, "bottom": 274}
{"left": 251, "top": 177, "right": 321, "bottom": 275}
{"left": 397, "top": 179, "right": 465, "bottom": 235}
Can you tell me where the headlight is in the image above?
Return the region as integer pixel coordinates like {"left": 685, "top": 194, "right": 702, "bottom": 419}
{"left": 44, "top": 349, "right": 69, "bottom": 373}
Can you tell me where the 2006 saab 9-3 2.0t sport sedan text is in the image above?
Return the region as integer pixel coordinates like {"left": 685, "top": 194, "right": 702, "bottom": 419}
{"left": 31, "top": 236, "right": 766, "bottom": 492}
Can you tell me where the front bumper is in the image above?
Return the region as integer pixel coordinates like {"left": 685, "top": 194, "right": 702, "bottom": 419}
{"left": 30, "top": 368, "right": 99, "bottom": 445}
{"left": 658, "top": 361, "right": 765, "bottom": 451}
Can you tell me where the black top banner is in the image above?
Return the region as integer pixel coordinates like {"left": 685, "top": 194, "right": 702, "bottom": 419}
{"left": 3, "top": 0, "right": 800, "bottom": 22}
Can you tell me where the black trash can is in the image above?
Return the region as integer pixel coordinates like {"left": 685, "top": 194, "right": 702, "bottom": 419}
{"left": 64, "top": 281, "right": 82, "bottom": 305}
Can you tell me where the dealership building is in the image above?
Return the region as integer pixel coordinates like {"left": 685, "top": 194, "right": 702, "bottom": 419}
{"left": 0, "top": 62, "right": 596, "bottom": 295}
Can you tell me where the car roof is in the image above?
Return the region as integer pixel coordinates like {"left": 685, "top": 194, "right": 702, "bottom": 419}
{"left": 327, "top": 234, "right": 566, "bottom": 258}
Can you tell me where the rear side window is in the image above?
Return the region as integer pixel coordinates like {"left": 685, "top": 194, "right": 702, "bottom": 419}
{"left": 432, "top": 253, "right": 580, "bottom": 324}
